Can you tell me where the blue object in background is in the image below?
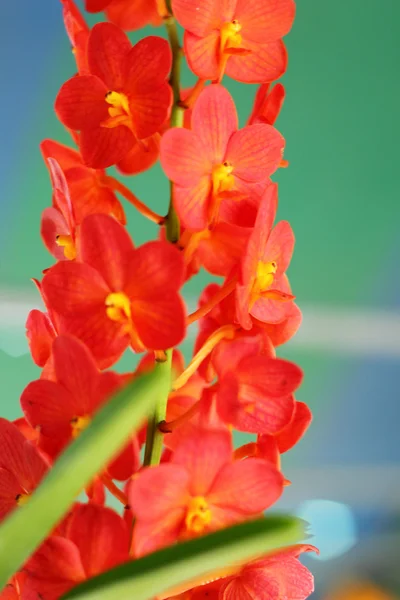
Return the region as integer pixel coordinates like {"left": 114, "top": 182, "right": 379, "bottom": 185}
{"left": 297, "top": 500, "right": 357, "bottom": 561}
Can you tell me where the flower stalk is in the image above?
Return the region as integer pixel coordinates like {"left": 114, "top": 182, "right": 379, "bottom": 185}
{"left": 164, "top": 12, "right": 183, "bottom": 243}
{"left": 143, "top": 7, "right": 184, "bottom": 468}
{"left": 143, "top": 351, "right": 173, "bottom": 466}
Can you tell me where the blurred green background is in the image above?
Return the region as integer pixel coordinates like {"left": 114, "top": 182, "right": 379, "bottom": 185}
{"left": 1, "top": 0, "right": 399, "bottom": 596}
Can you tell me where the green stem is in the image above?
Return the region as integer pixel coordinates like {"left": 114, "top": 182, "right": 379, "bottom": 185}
{"left": 165, "top": 14, "right": 184, "bottom": 243}
{"left": 143, "top": 351, "right": 172, "bottom": 466}
{"left": 142, "top": 13, "right": 183, "bottom": 467}
{"left": 166, "top": 181, "right": 180, "bottom": 243}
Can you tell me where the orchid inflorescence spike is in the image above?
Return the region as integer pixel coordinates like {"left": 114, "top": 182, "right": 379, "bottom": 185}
{"left": 0, "top": 0, "right": 317, "bottom": 598}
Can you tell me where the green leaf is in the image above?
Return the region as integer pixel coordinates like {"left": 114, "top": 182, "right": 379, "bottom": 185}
{"left": 64, "top": 516, "right": 306, "bottom": 600}
{"left": 0, "top": 360, "right": 171, "bottom": 589}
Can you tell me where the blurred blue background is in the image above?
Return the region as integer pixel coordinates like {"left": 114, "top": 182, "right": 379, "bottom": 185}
{"left": 1, "top": 0, "right": 399, "bottom": 597}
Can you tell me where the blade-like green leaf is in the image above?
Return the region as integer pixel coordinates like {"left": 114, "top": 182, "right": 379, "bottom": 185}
{"left": 0, "top": 360, "right": 171, "bottom": 588}
{"left": 64, "top": 516, "right": 306, "bottom": 600}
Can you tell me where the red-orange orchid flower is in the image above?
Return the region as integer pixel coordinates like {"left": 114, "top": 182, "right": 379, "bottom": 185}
{"left": 24, "top": 503, "right": 129, "bottom": 599}
{"left": 61, "top": 0, "right": 90, "bottom": 74}
{"left": 41, "top": 214, "right": 186, "bottom": 367}
{"left": 236, "top": 183, "right": 297, "bottom": 329}
{"left": 212, "top": 336, "right": 302, "bottom": 434}
{"left": 21, "top": 335, "right": 139, "bottom": 480}
{"left": 256, "top": 400, "right": 313, "bottom": 469}
{"left": 86, "top": 0, "right": 162, "bottom": 31}
{"left": 130, "top": 429, "right": 283, "bottom": 556}
{"left": 248, "top": 83, "right": 286, "bottom": 126}
{"left": 179, "top": 222, "right": 251, "bottom": 279}
{"left": 161, "top": 84, "right": 284, "bottom": 231}
{"left": 41, "top": 140, "right": 126, "bottom": 226}
{"left": 55, "top": 23, "right": 172, "bottom": 169}
{"left": 40, "top": 157, "right": 78, "bottom": 262}
{"left": 219, "top": 544, "right": 316, "bottom": 600}
{"left": 194, "top": 282, "right": 302, "bottom": 383}
{"left": 172, "top": 0, "right": 295, "bottom": 83}
{"left": 26, "top": 309, "right": 57, "bottom": 369}
{"left": 0, "top": 419, "right": 49, "bottom": 522}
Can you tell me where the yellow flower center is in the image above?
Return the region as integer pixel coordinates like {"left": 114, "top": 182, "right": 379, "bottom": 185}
{"left": 250, "top": 261, "right": 278, "bottom": 308}
{"left": 216, "top": 20, "right": 245, "bottom": 81}
{"left": 212, "top": 161, "right": 235, "bottom": 196}
{"left": 105, "top": 292, "right": 131, "bottom": 323}
{"left": 15, "top": 493, "right": 30, "bottom": 507}
{"left": 105, "top": 91, "right": 130, "bottom": 117}
{"left": 185, "top": 496, "right": 212, "bottom": 534}
{"left": 209, "top": 161, "right": 235, "bottom": 224}
{"left": 55, "top": 234, "right": 76, "bottom": 260}
{"left": 256, "top": 260, "right": 277, "bottom": 291}
{"left": 104, "top": 292, "right": 146, "bottom": 351}
{"left": 220, "top": 20, "right": 243, "bottom": 54}
{"left": 70, "top": 415, "right": 91, "bottom": 439}
{"left": 102, "top": 91, "right": 132, "bottom": 130}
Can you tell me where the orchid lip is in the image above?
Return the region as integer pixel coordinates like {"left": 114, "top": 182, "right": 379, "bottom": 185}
{"left": 105, "top": 292, "right": 132, "bottom": 322}
{"left": 102, "top": 90, "right": 133, "bottom": 131}
{"left": 55, "top": 234, "right": 76, "bottom": 260}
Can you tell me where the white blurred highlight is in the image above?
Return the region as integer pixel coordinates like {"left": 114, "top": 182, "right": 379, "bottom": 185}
{"left": 0, "top": 289, "right": 400, "bottom": 358}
